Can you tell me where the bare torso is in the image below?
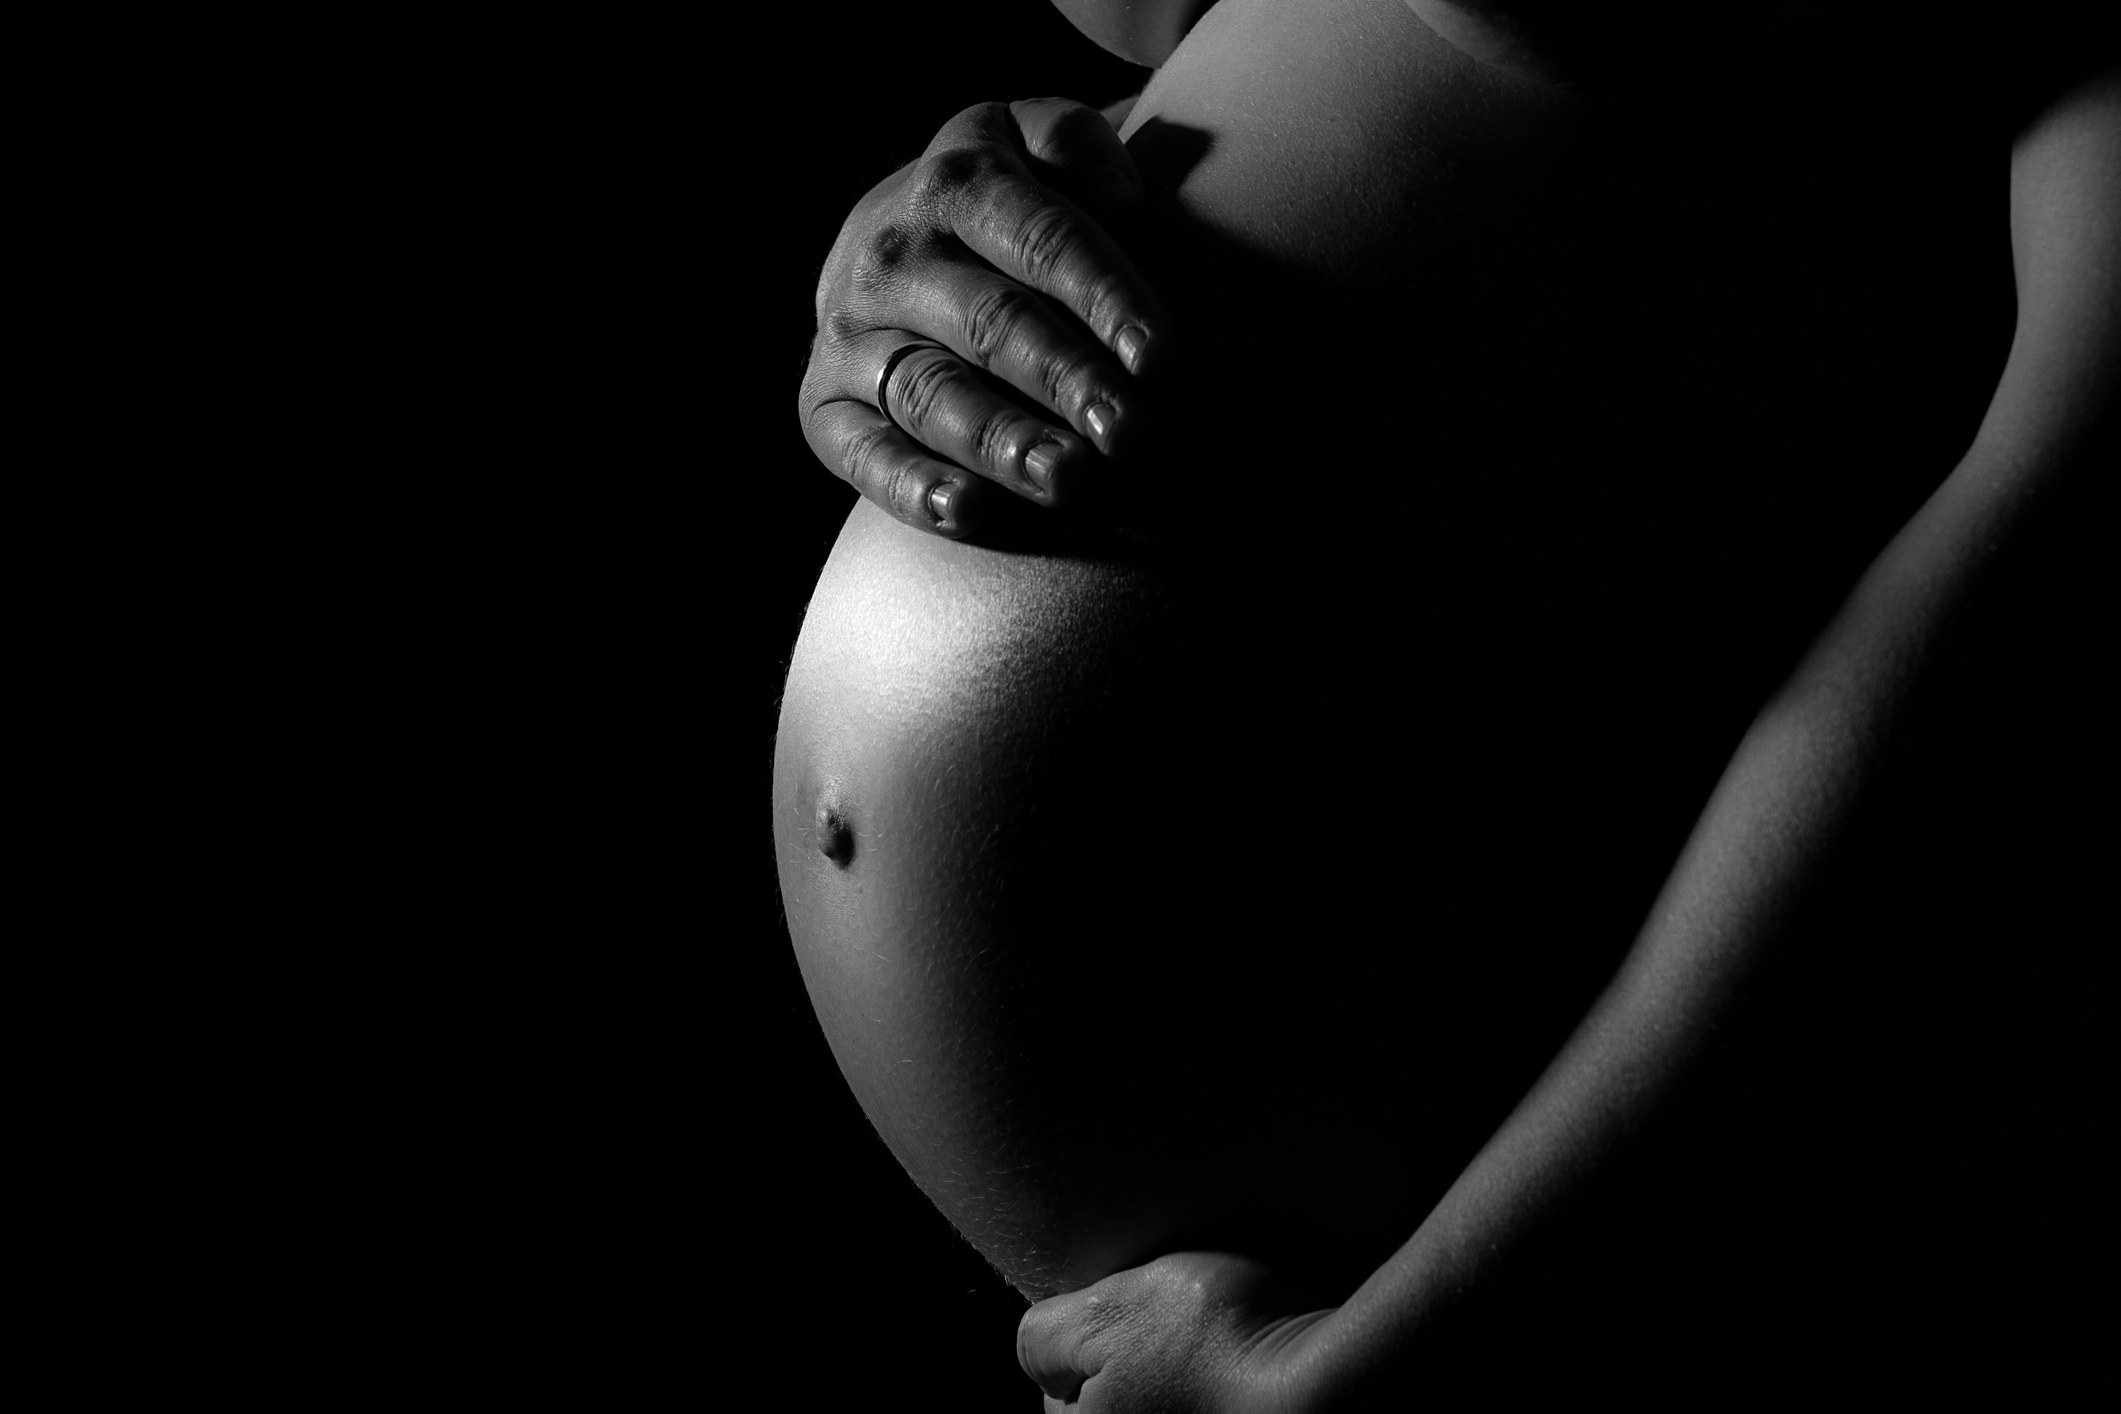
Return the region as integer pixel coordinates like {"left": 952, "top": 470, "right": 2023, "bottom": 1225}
{"left": 773, "top": 0, "right": 2102, "bottom": 1339}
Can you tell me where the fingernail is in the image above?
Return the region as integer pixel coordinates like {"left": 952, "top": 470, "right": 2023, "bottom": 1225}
{"left": 928, "top": 481, "right": 957, "bottom": 523}
{"left": 1085, "top": 402, "right": 1115, "bottom": 446}
{"left": 1024, "top": 440, "right": 1063, "bottom": 494}
{"left": 1115, "top": 326, "right": 1146, "bottom": 375}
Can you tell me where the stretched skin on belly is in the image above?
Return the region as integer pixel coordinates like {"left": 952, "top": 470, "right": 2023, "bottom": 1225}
{"left": 773, "top": 0, "right": 2017, "bottom": 1301}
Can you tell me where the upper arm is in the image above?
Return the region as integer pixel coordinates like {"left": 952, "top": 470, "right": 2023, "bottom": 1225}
{"left": 1977, "top": 63, "right": 2121, "bottom": 467}
{"left": 1790, "top": 61, "right": 2117, "bottom": 729}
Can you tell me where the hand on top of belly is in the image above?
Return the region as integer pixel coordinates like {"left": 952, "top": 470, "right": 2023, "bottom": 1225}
{"left": 798, "top": 98, "right": 1173, "bottom": 538}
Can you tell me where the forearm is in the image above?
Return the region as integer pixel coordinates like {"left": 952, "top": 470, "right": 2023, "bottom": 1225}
{"left": 1291, "top": 75, "right": 2120, "bottom": 1404}
{"left": 1100, "top": 92, "right": 1141, "bottom": 130}
{"left": 1305, "top": 432, "right": 2103, "bottom": 1406}
{"left": 1305, "top": 629, "right": 1906, "bottom": 1400}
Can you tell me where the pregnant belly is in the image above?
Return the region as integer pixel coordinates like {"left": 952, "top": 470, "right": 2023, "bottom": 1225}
{"left": 774, "top": 500, "right": 1547, "bottom": 1301}
{"left": 773, "top": 0, "right": 2011, "bottom": 1301}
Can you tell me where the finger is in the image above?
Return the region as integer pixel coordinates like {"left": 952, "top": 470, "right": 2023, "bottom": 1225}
{"left": 889, "top": 257, "right": 1145, "bottom": 468}
{"left": 947, "top": 171, "right": 1169, "bottom": 391}
{"left": 1017, "top": 1291, "right": 1101, "bottom": 1404}
{"left": 1009, "top": 97, "right": 1147, "bottom": 221}
{"left": 809, "top": 323, "right": 1102, "bottom": 508}
{"left": 860, "top": 335, "right": 1102, "bottom": 508}
{"left": 821, "top": 205, "right": 1141, "bottom": 472}
{"left": 915, "top": 110, "right": 1172, "bottom": 386}
{"left": 885, "top": 255, "right": 1137, "bottom": 473}
{"left": 798, "top": 392, "right": 989, "bottom": 538}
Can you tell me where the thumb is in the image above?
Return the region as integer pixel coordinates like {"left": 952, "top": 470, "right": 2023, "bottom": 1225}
{"left": 1008, "top": 96, "right": 1147, "bottom": 222}
{"left": 1016, "top": 1286, "right": 1111, "bottom": 1402}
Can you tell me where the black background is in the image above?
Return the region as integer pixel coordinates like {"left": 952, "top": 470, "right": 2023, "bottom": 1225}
{"left": 113, "top": 0, "right": 2115, "bottom": 1403}
{"left": 311, "top": 5, "right": 1155, "bottom": 1407}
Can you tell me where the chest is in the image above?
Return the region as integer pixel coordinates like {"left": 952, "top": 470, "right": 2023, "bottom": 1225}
{"left": 1046, "top": 0, "right": 1216, "bottom": 65}
{"left": 1129, "top": 0, "right": 2019, "bottom": 781}
{"left": 1136, "top": 1, "right": 2019, "bottom": 568}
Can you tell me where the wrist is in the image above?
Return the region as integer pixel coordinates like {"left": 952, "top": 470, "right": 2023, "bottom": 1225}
{"left": 1278, "top": 1302, "right": 1413, "bottom": 1412}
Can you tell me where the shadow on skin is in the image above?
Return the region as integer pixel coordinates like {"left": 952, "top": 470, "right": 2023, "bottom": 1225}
{"left": 959, "top": 117, "right": 1220, "bottom": 562}
{"left": 968, "top": 112, "right": 1527, "bottom": 563}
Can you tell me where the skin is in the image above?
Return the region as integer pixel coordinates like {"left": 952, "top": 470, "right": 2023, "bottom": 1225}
{"left": 783, "top": 7, "right": 1643, "bottom": 1304}
{"left": 1048, "top": 0, "right": 1219, "bottom": 67}
{"left": 1018, "top": 56, "right": 2121, "bottom": 1412}
{"left": 797, "top": 98, "right": 1175, "bottom": 536}
{"left": 784, "top": 1, "right": 2117, "bottom": 1404}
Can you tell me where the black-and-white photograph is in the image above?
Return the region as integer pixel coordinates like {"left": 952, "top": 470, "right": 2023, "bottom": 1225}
{"left": 749, "top": 1, "right": 2115, "bottom": 1406}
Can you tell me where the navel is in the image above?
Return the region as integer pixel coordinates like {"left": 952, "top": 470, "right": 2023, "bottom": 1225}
{"left": 816, "top": 796, "right": 856, "bottom": 869}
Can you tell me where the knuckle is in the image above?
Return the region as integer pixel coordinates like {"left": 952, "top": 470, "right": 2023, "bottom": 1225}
{"left": 822, "top": 305, "right": 867, "bottom": 347}
{"left": 960, "top": 283, "right": 1037, "bottom": 369}
{"left": 883, "top": 464, "right": 933, "bottom": 524}
{"left": 848, "top": 437, "right": 933, "bottom": 525}
{"left": 1036, "top": 347, "right": 1100, "bottom": 413}
{"left": 914, "top": 147, "right": 992, "bottom": 208}
{"left": 838, "top": 419, "right": 897, "bottom": 489}
{"left": 1008, "top": 203, "right": 1080, "bottom": 285}
{"left": 850, "top": 221, "right": 919, "bottom": 299}
{"left": 945, "top": 100, "right": 1013, "bottom": 142}
{"left": 892, "top": 351, "right": 961, "bottom": 433}
{"left": 1075, "top": 272, "right": 1128, "bottom": 339}
{"left": 965, "top": 403, "right": 1025, "bottom": 471}
{"left": 863, "top": 221, "right": 917, "bottom": 273}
